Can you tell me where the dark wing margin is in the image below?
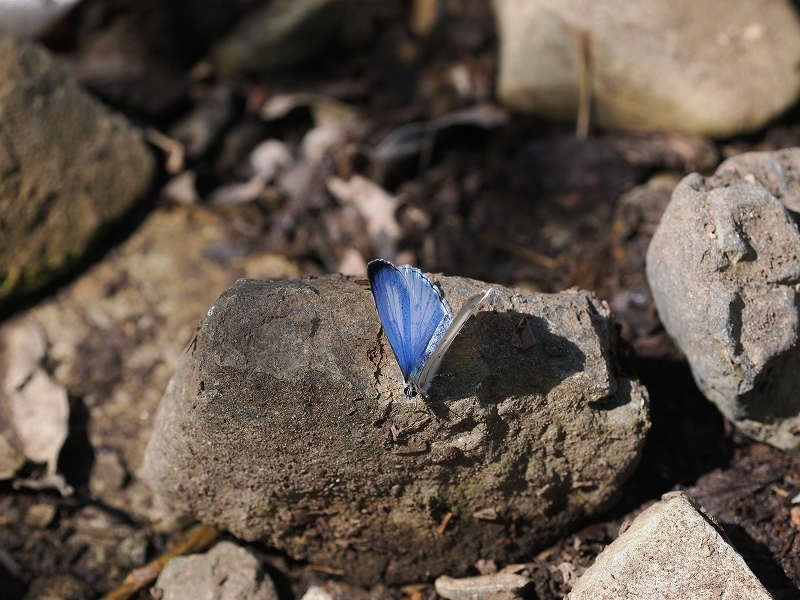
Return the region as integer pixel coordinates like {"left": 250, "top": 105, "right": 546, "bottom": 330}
{"left": 367, "top": 260, "right": 450, "bottom": 383}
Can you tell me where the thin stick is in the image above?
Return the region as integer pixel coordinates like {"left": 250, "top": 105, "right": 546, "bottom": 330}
{"left": 567, "top": 25, "right": 593, "bottom": 140}
{"left": 100, "top": 524, "right": 220, "bottom": 600}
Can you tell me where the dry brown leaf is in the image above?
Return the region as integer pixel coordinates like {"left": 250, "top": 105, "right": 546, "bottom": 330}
{"left": 246, "top": 139, "right": 293, "bottom": 180}
{"left": 259, "top": 93, "right": 357, "bottom": 125}
{"left": 327, "top": 175, "right": 401, "bottom": 260}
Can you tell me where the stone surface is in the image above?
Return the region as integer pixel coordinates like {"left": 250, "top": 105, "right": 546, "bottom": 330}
{"left": 0, "top": 35, "right": 155, "bottom": 306}
{"left": 646, "top": 149, "right": 800, "bottom": 449}
{"left": 0, "top": 0, "right": 81, "bottom": 40}
{"left": 143, "top": 274, "right": 650, "bottom": 585}
{"left": 435, "top": 572, "right": 531, "bottom": 600}
{"left": 608, "top": 173, "right": 680, "bottom": 356}
{"left": 154, "top": 541, "right": 278, "bottom": 600}
{"left": 567, "top": 492, "right": 773, "bottom": 599}
{"left": 300, "top": 587, "right": 334, "bottom": 600}
{"left": 493, "top": 0, "right": 800, "bottom": 137}
{"left": 15, "top": 206, "right": 298, "bottom": 519}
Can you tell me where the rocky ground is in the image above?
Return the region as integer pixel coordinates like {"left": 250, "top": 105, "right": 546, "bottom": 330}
{"left": 1, "top": 0, "right": 800, "bottom": 599}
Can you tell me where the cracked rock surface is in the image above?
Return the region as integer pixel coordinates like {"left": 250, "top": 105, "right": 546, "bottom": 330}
{"left": 143, "top": 274, "right": 649, "bottom": 585}
{"left": 647, "top": 149, "right": 800, "bottom": 449}
{"left": 567, "top": 492, "right": 773, "bottom": 599}
{"left": 154, "top": 541, "right": 278, "bottom": 600}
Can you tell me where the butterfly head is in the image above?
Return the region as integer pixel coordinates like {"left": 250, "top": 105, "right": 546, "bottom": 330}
{"left": 404, "top": 383, "right": 419, "bottom": 400}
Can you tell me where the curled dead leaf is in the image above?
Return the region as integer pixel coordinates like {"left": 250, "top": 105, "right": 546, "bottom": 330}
{"left": 0, "top": 318, "right": 71, "bottom": 493}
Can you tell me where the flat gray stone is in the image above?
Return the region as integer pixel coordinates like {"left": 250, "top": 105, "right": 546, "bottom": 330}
{"left": 646, "top": 149, "right": 800, "bottom": 449}
{"left": 435, "top": 572, "right": 531, "bottom": 600}
{"left": 493, "top": 0, "right": 800, "bottom": 137}
{"left": 154, "top": 541, "right": 277, "bottom": 600}
{"left": 568, "top": 492, "right": 773, "bottom": 599}
{"left": 143, "top": 274, "right": 649, "bottom": 585}
{"left": 0, "top": 35, "right": 155, "bottom": 307}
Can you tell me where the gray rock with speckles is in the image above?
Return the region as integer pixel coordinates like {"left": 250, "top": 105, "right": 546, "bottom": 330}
{"left": 143, "top": 274, "right": 649, "bottom": 585}
{"left": 568, "top": 492, "right": 773, "bottom": 599}
{"left": 647, "top": 149, "right": 800, "bottom": 449}
{"left": 154, "top": 541, "right": 277, "bottom": 600}
{"left": 493, "top": 0, "right": 800, "bottom": 137}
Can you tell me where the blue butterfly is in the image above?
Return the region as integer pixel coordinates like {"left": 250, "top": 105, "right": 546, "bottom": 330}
{"left": 367, "top": 259, "right": 493, "bottom": 400}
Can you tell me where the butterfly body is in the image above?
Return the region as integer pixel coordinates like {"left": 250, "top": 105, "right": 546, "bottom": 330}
{"left": 367, "top": 259, "right": 492, "bottom": 399}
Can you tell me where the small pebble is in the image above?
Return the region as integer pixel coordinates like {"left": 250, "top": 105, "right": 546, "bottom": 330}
{"left": 434, "top": 573, "right": 531, "bottom": 600}
{"left": 25, "top": 503, "right": 56, "bottom": 528}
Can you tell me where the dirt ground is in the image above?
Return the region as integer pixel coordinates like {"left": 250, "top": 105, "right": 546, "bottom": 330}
{"left": 1, "top": 1, "right": 800, "bottom": 598}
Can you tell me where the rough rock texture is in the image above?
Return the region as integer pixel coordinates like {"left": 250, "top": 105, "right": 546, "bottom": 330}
{"left": 0, "top": 34, "right": 155, "bottom": 306}
{"left": 608, "top": 173, "right": 681, "bottom": 357}
{"left": 143, "top": 274, "right": 650, "bottom": 585}
{"left": 567, "top": 492, "right": 773, "bottom": 599}
{"left": 646, "top": 149, "right": 800, "bottom": 449}
{"left": 492, "top": 0, "right": 800, "bottom": 137}
{"left": 154, "top": 541, "right": 278, "bottom": 600}
{"left": 11, "top": 206, "right": 298, "bottom": 518}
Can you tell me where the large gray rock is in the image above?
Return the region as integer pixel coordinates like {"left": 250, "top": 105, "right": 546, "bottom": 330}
{"left": 647, "top": 149, "right": 800, "bottom": 449}
{"left": 567, "top": 492, "right": 772, "bottom": 599}
{"left": 143, "top": 274, "right": 650, "bottom": 585}
{"left": 0, "top": 35, "right": 155, "bottom": 306}
{"left": 493, "top": 0, "right": 800, "bottom": 137}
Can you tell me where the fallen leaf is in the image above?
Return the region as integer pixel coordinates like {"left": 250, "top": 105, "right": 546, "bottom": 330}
{"left": 160, "top": 171, "right": 200, "bottom": 205}
{"left": 245, "top": 139, "right": 293, "bottom": 180}
{"left": 327, "top": 175, "right": 401, "bottom": 259}
{"left": 370, "top": 103, "right": 509, "bottom": 176}
{"left": 259, "top": 93, "right": 357, "bottom": 125}
{"left": 0, "top": 318, "right": 70, "bottom": 492}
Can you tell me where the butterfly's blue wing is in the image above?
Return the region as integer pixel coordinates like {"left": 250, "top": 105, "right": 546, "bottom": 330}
{"left": 367, "top": 260, "right": 451, "bottom": 384}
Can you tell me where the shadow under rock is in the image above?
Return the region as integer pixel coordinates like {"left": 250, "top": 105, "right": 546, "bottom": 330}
{"left": 0, "top": 554, "right": 25, "bottom": 600}
{"left": 58, "top": 395, "right": 95, "bottom": 496}
{"left": 614, "top": 357, "right": 736, "bottom": 514}
{"left": 717, "top": 523, "right": 800, "bottom": 600}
